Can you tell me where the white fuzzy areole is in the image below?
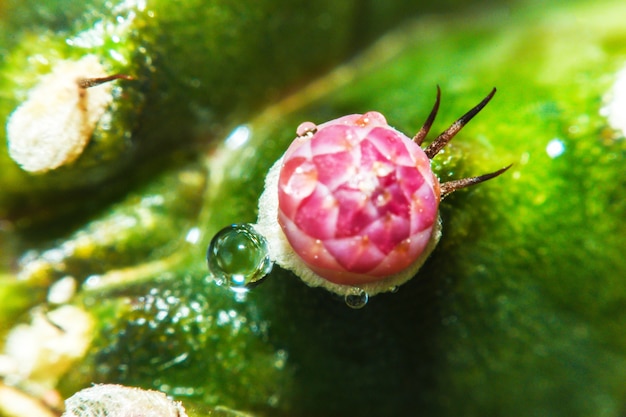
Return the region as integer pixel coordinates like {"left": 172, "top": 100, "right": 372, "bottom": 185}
{"left": 601, "top": 65, "right": 626, "bottom": 138}
{"left": 63, "top": 384, "right": 188, "bottom": 417}
{"left": 254, "top": 156, "right": 442, "bottom": 297}
{"left": 7, "top": 55, "right": 114, "bottom": 173}
{"left": 1, "top": 305, "right": 93, "bottom": 396}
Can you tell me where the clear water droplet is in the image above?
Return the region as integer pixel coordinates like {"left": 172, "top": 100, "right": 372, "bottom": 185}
{"left": 344, "top": 287, "right": 368, "bottom": 309}
{"left": 207, "top": 224, "right": 273, "bottom": 292}
{"left": 296, "top": 121, "right": 317, "bottom": 137}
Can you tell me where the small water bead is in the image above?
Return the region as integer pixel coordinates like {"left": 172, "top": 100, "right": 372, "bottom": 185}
{"left": 296, "top": 121, "right": 317, "bottom": 137}
{"left": 344, "top": 287, "right": 369, "bottom": 309}
{"left": 207, "top": 224, "right": 273, "bottom": 291}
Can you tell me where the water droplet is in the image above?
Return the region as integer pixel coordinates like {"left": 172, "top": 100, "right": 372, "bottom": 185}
{"left": 296, "top": 121, "right": 317, "bottom": 137}
{"left": 207, "top": 224, "right": 273, "bottom": 292}
{"left": 344, "top": 287, "right": 368, "bottom": 309}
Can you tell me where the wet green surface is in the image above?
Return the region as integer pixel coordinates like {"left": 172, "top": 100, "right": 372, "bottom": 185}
{"left": 2, "top": 0, "right": 626, "bottom": 416}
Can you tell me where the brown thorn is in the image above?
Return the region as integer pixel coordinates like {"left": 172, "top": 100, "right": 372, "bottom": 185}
{"left": 78, "top": 74, "right": 134, "bottom": 89}
{"left": 440, "top": 163, "right": 512, "bottom": 198}
{"left": 413, "top": 85, "right": 441, "bottom": 146}
{"left": 424, "top": 87, "right": 497, "bottom": 159}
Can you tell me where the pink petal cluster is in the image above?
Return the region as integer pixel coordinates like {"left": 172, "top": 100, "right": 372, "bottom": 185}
{"left": 278, "top": 111, "right": 440, "bottom": 285}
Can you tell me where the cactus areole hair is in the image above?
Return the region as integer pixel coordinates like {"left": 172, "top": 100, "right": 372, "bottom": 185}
{"left": 255, "top": 87, "right": 510, "bottom": 297}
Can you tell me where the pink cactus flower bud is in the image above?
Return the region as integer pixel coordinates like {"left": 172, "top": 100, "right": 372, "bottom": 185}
{"left": 255, "top": 87, "right": 510, "bottom": 298}
{"left": 278, "top": 111, "right": 440, "bottom": 286}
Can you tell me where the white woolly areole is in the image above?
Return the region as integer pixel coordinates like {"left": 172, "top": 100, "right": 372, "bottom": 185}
{"left": 1, "top": 305, "right": 93, "bottom": 396}
{"left": 254, "top": 156, "right": 442, "bottom": 297}
{"left": 601, "top": 65, "right": 626, "bottom": 138}
{"left": 7, "top": 55, "right": 114, "bottom": 173}
{"left": 62, "top": 384, "right": 188, "bottom": 417}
